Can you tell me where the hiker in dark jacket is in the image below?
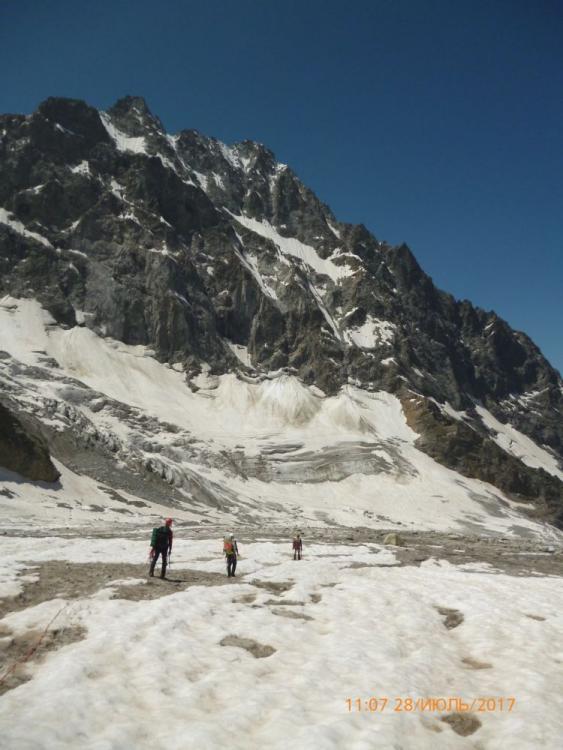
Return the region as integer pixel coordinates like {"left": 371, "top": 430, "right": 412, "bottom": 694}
{"left": 293, "top": 533, "right": 303, "bottom": 561}
{"left": 224, "top": 533, "right": 239, "bottom": 577}
{"left": 149, "top": 518, "right": 173, "bottom": 579}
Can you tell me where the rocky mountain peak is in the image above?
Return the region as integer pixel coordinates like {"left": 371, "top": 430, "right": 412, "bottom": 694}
{"left": 32, "top": 96, "right": 111, "bottom": 153}
{"left": 107, "top": 95, "right": 164, "bottom": 136}
{"left": 0, "top": 95, "right": 562, "bottom": 528}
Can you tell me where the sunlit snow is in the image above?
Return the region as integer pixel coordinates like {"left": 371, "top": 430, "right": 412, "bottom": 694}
{"left": 476, "top": 405, "right": 563, "bottom": 480}
{"left": 230, "top": 212, "right": 354, "bottom": 282}
{"left": 0, "top": 297, "right": 559, "bottom": 539}
{"left": 0, "top": 537, "right": 562, "bottom": 749}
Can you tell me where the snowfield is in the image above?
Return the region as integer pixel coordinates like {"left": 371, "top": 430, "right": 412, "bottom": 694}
{"left": 0, "top": 537, "right": 562, "bottom": 749}
{"left": 1, "top": 297, "right": 560, "bottom": 540}
{"left": 1, "top": 296, "right": 563, "bottom": 748}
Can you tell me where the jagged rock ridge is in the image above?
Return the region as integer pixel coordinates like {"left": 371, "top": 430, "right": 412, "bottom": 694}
{"left": 0, "top": 95, "right": 562, "bottom": 526}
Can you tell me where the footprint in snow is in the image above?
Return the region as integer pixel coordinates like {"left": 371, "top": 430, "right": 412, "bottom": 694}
{"left": 440, "top": 712, "right": 482, "bottom": 736}
{"left": 250, "top": 579, "right": 294, "bottom": 594}
{"left": 435, "top": 606, "right": 464, "bottom": 629}
{"left": 232, "top": 593, "right": 257, "bottom": 604}
{"left": 272, "top": 609, "right": 313, "bottom": 621}
{"left": 461, "top": 657, "right": 492, "bottom": 670}
{"left": 219, "top": 635, "right": 276, "bottom": 658}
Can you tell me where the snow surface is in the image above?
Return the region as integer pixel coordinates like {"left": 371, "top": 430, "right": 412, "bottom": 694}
{"left": 230, "top": 213, "right": 354, "bottom": 282}
{"left": 0, "top": 459, "right": 200, "bottom": 532}
{"left": 232, "top": 242, "right": 278, "bottom": 300}
{"left": 327, "top": 220, "right": 341, "bottom": 239}
{"left": 344, "top": 314, "right": 396, "bottom": 349}
{"left": 0, "top": 537, "right": 562, "bottom": 749}
{"left": 476, "top": 406, "right": 563, "bottom": 481}
{"left": 0, "top": 295, "right": 561, "bottom": 748}
{"left": 428, "top": 398, "right": 469, "bottom": 423}
{"left": 1, "top": 298, "right": 561, "bottom": 539}
{"left": 442, "top": 402, "right": 469, "bottom": 422}
{"left": 192, "top": 170, "right": 209, "bottom": 190}
{"left": 219, "top": 141, "right": 240, "bottom": 168}
{"left": 227, "top": 342, "right": 253, "bottom": 368}
{"left": 0, "top": 207, "right": 52, "bottom": 247}
{"left": 22, "top": 183, "right": 45, "bottom": 194}
{"left": 100, "top": 112, "right": 148, "bottom": 155}
{"left": 70, "top": 160, "right": 90, "bottom": 175}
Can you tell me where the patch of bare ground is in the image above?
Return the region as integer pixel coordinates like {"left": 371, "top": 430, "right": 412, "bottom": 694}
{"left": 345, "top": 561, "right": 401, "bottom": 569}
{"left": 232, "top": 594, "right": 257, "bottom": 604}
{"left": 271, "top": 609, "right": 313, "bottom": 621}
{"left": 219, "top": 635, "right": 276, "bottom": 658}
{"left": 435, "top": 606, "right": 464, "bottom": 629}
{"left": 0, "top": 623, "right": 86, "bottom": 695}
{"left": 310, "top": 593, "right": 322, "bottom": 603}
{"left": 112, "top": 570, "right": 228, "bottom": 602}
{"left": 390, "top": 539, "right": 563, "bottom": 578}
{"left": 525, "top": 613, "right": 546, "bottom": 621}
{"left": 461, "top": 657, "right": 493, "bottom": 669}
{"left": 440, "top": 712, "right": 482, "bottom": 736}
{"left": 0, "top": 561, "right": 230, "bottom": 621}
{"left": 250, "top": 580, "right": 294, "bottom": 594}
{"left": 316, "top": 554, "right": 353, "bottom": 558}
{"left": 264, "top": 599, "right": 305, "bottom": 606}
{"left": 420, "top": 716, "right": 443, "bottom": 733}
{"left": 7, "top": 528, "right": 562, "bottom": 577}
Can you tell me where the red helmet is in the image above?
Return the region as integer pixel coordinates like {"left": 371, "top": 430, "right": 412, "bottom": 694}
{"left": 165, "top": 518, "right": 173, "bottom": 526}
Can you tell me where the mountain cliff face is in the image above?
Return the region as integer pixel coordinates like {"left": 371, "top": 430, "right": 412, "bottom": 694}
{"left": 1, "top": 96, "right": 561, "bottom": 531}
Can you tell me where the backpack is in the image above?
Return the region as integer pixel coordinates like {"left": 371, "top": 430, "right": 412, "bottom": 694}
{"left": 151, "top": 526, "right": 170, "bottom": 549}
{"left": 224, "top": 539, "right": 234, "bottom": 555}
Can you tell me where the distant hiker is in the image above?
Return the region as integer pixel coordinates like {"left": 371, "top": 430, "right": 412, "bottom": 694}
{"left": 224, "top": 533, "right": 239, "bottom": 577}
{"left": 293, "top": 533, "right": 303, "bottom": 561}
{"left": 149, "top": 518, "right": 173, "bottom": 579}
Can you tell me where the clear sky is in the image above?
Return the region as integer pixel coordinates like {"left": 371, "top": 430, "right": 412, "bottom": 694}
{"left": 1, "top": 0, "right": 562, "bottom": 373}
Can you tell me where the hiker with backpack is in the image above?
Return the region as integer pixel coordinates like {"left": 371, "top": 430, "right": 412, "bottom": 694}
{"left": 223, "top": 533, "right": 239, "bottom": 577}
{"left": 293, "top": 532, "right": 303, "bottom": 561}
{"left": 149, "top": 518, "right": 173, "bottom": 579}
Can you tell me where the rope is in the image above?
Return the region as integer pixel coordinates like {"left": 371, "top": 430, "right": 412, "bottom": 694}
{"left": 0, "top": 602, "right": 69, "bottom": 687}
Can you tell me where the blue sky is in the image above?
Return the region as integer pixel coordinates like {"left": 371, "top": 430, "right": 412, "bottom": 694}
{"left": 1, "top": 0, "right": 562, "bottom": 373}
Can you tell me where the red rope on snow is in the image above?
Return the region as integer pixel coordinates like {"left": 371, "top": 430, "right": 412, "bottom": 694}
{"left": 0, "top": 603, "right": 69, "bottom": 687}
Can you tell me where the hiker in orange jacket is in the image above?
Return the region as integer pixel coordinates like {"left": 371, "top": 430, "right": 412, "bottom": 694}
{"left": 224, "top": 533, "right": 239, "bottom": 577}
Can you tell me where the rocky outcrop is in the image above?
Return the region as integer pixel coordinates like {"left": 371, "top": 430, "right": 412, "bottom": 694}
{"left": 401, "top": 394, "right": 563, "bottom": 527}
{"left": 0, "top": 402, "right": 60, "bottom": 482}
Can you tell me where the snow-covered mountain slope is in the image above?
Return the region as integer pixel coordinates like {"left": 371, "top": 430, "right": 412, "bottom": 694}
{"left": 0, "top": 95, "right": 562, "bottom": 533}
{"left": 1, "top": 296, "right": 561, "bottom": 540}
{"left": 1, "top": 96, "right": 563, "bottom": 750}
